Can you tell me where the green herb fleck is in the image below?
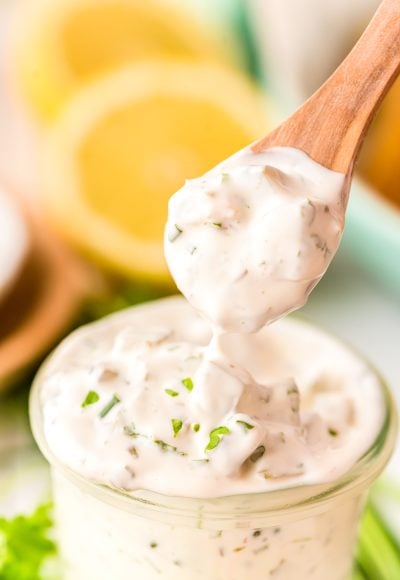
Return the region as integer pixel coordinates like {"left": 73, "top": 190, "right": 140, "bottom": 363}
{"left": 236, "top": 420, "right": 254, "bottom": 431}
{"left": 205, "top": 426, "right": 231, "bottom": 452}
{"left": 328, "top": 428, "right": 338, "bottom": 437}
{"left": 168, "top": 224, "right": 183, "bottom": 242}
{"left": 171, "top": 419, "right": 183, "bottom": 437}
{"left": 154, "top": 439, "right": 187, "bottom": 456}
{"left": 99, "top": 394, "right": 120, "bottom": 418}
{"left": 123, "top": 423, "right": 141, "bottom": 437}
{"left": 81, "top": 390, "right": 99, "bottom": 408}
{"left": 193, "top": 423, "right": 200, "bottom": 432}
{"left": 211, "top": 222, "right": 222, "bottom": 228}
{"left": 150, "top": 542, "right": 158, "bottom": 549}
{"left": 182, "top": 377, "right": 194, "bottom": 392}
{"left": 165, "top": 388, "right": 179, "bottom": 397}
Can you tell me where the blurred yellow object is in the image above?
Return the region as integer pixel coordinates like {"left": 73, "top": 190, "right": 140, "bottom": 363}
{"left": 359, "top": 77, "right": 400, "bottom": 208}
{"left": 41, "top": 60, "right": 269, "bottom": 282}
{"left": 14, "top": 0, "right": 223, "bottom": 120}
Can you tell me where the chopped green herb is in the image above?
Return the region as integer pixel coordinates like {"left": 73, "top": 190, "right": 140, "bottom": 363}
{"left": 205, "top": 426, "right": 230, "bottom": 452}
{"left": 193, "top": 423, "right": 200, "bottom": 432}
{"left": 123, "top": 423, "right": 141, "bottom": 438}
{"left": 236, "top": 420, "right": 254, "bottom": 431}
{"left": 182, "top": 377, "right": 194, "bottom": 392}
{"left": 99, "top": 394, "right": 120, "bottom": 418}
{"left": 211, "top": 222, "right": 222, "bottom": 228}
{"left": 168, "top": 224, "right": 183, "bottom": 242}
{"left": 171, "top": 419, "right": 183, "bottom": 437}
{"left": 150, "top": 542, "right": 158, "bottom": 549}
{"left": 165, "top": 388, "right": 179, "bottom": 397}
{"left": 328, "top": 428, "right": 338, "bottom": 437}
{"left": 81, "top": 390, "right": 99, "bottom": 408}
{"left": 154, "top": 439, "right": 187, "bottom": 456}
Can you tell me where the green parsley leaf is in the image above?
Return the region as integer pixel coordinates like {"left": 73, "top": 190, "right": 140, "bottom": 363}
{"left": 193, "top": 423, "right": 200, "bottom": 432}
{"left": 182, "top": 377, "right": 194, "bottom": 392}
{"left": 81, "top": 390, "right": 100, "bottom": 408}
{"left": 164, "top": 389, "right": 179, "bottom": 397}
{"left": 0, "top": 503, "right": 57, "bottom": 580}
{"left": 205, "top": 426, "right": 231, "bottom": 451}
{"left": 328, "top": 428, "right": 338, "bottom": 437}
{"left": 236, "top": 420, "right": 254, "bottom": 430}
{"left": 171, "top": 419, "right": 183, "bottom": 437}
{"left": 99, "top": 394, "right": 120, "bottom": 418}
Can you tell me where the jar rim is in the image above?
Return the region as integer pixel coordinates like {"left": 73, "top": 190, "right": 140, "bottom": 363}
{"left": 29, "top": 318, "right": 397, "bottom": 526}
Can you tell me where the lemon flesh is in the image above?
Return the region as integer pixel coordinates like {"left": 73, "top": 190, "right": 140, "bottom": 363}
{"left": 14, "top": 0, "right": 223, "bottom": 120}
{"left": 42, "top": 61, "right": 270, "bottom": 282}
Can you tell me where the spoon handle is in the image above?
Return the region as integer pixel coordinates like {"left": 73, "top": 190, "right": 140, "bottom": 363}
{"left": 253, "top": 0, "right": 400, "bottom": 174}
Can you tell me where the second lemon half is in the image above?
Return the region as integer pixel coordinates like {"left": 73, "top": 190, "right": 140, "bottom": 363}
{"left": 42, "top": 60, "right": 270, "bottom": 283}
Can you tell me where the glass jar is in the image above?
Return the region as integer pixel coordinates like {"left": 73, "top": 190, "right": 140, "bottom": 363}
{"left": 30, "top": 344, "right": 396, "bottom": 580}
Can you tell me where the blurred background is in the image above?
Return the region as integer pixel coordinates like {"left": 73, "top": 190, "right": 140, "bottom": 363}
{"left": 0, "top": 0, "right": 399, "bottom": 578}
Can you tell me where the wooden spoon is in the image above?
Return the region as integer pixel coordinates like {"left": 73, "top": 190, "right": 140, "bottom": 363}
{"left": 253, "top": 0, "right": 400, "bottom": 190}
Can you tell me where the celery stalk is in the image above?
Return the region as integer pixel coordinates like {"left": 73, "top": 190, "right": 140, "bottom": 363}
{"left": 356, "top": 503, "right": 400, "bottom": 579}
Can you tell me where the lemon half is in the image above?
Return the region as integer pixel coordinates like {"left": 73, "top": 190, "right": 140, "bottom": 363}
{"left": 14, "top": 0, "right": 224, "bottom": 119}
{"left": 42, "top": 60, "right": 270, "bottom": 282}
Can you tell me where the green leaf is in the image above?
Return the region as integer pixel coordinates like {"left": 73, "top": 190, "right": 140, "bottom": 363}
{"left": 81, "top": 390, "right": 99, "bottom": 408}
{"left": 0, "top": 503, "right": 57, "bottom": 580}
{"left": 164, "top": 389, "right": 179, "bottom": 397}
{"left": 193, "top": 423, "right": 200, "bottom": 432}
{"left": 171, "top": 419, "right": 183, "bottom": 437}
{"left": 205, "top": 426, "right": 230, "bottom": 451}
{"left": 182, "top": 377, "right": 194, "bottom": 392}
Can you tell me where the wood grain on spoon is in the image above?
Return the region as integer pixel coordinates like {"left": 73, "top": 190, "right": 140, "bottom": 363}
{"left": 253, "top": 0, "right": 400, "bottom": 177}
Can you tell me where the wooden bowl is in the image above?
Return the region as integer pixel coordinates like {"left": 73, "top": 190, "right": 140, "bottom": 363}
{"left": 0, "top": 193, "right": 101, "bottom": 392}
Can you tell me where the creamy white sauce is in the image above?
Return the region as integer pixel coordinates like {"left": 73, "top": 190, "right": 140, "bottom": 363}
{"left": 39, "top": 146, "right": 384, "bottom": 499}
{"left": 165, "top": 147, "right": 345, "bottom": 333}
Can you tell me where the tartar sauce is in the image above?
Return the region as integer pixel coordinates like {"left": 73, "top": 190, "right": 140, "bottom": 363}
{"left": 39, "top": 146, "right": 384, "bottom": 498}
